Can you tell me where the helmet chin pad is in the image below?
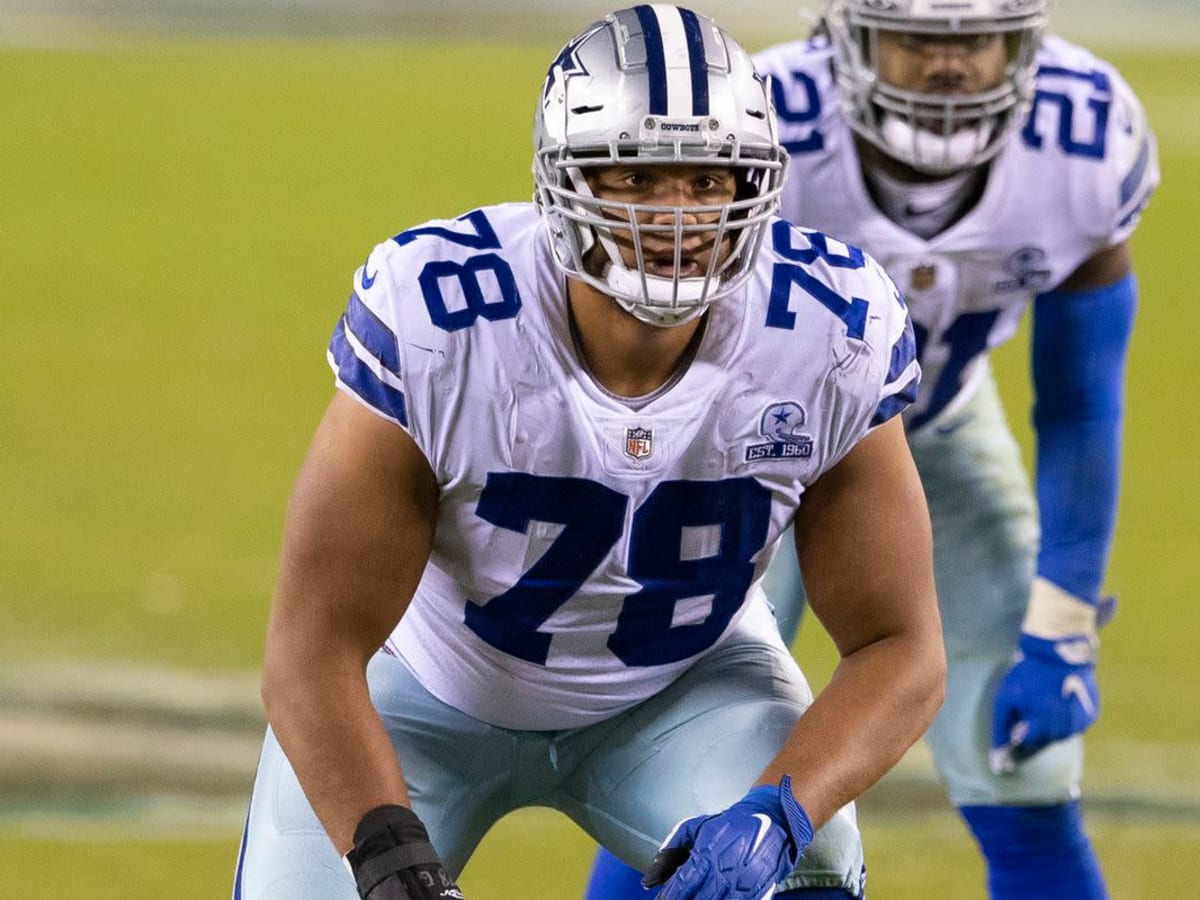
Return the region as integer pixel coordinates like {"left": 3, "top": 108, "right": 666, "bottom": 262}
{"left": 604, "top": 262, "right": 710, "bottom": 328}
{"left": 880, "top": 114, "right": 997, "bottom": 173}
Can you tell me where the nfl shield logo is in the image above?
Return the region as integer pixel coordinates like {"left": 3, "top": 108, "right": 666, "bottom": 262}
{"left": 624, "top": 426, "right": 653, "bottom": 460}
{"left": 910, "top": 263, "right": 937, "bottom": 291}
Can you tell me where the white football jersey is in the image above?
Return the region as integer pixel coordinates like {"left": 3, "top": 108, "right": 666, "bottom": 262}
{"left": 755, "top": 35, "right": 1159, "bottom": 431}
{"left": 327, "top": 203, "right": 916, "bottom": 729}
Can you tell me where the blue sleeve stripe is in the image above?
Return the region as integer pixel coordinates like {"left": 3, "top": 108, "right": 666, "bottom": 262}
{"left": 1117, "top": 193, "right": 1152, "bottom": 230}
{"left": 1119, "top": 135, "right": 1151, "bottom": 207}
{"left": 871, "top": 374, "right": 919, "bottom": 428}
{"left": 870, "top": 319, "right": 919, "bottom": 426}
{"left": 328, "top": 317, "right": 408, "bottom": 426}
{"left": 345, "top": 291, "right": 401, "bottom": 375}
{"left": 885, "top": 319, "right": 917, "bottom": 384}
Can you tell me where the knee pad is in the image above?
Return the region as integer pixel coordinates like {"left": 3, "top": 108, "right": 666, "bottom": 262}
{"left": 959, "top": 802, "right": 1106, "bottom": 900}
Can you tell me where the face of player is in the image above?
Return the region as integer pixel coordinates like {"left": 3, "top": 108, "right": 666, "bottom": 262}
{"left": 583, "top": 164, "right": 738, "bottom": 280}
{"left": 875, "top": 30, "right": 1008, "bottom": 100}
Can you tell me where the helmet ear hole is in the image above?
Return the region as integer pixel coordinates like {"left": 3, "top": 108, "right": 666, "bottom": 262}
{"left": 532, "top": 5, "right": 788, "bottom": 327}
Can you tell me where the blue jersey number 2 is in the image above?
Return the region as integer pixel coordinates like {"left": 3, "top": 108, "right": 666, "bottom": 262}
{"left": 1021, "top": 65, "right": 1111, "bottom": 160}
{"left": 464, "top": 473, "right": 773, "bottom": 667}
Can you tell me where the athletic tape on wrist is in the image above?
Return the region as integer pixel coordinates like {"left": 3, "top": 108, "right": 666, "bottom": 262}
{"left": 1022, "top": 577, "right": 1099, "bottom": 640}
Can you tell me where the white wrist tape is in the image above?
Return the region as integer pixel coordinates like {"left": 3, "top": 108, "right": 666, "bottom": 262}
{"left": 1021, "top": 576, "right": 1100, "bottom": 653}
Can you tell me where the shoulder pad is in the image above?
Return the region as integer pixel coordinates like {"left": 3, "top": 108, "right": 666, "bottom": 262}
{"left": 1024, "top": 37, "right": 1160, "bottom": 243}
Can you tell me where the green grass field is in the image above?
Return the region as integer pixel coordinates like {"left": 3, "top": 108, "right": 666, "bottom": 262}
{"left": 2, "top": 27, "right": 1198, "bottom": 898}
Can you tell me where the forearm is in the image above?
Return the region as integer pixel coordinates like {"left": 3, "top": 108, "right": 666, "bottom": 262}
{"left": 258, "top": 394, "right": 439, "bottom": 854}
{"left": 1032, "top": 272, "right": 1135, "bottom": 600}
{"left": 773, "top": 417, "right": 943, "bottom": 826}
{"left": 756, "top": 625, "right": 945, "bottom": 828}
{"left": 263, "top": 653, "right": 409, "bottom": 854}
{"left": 1035, "top": 416, "right": 1120, "bottom": 599}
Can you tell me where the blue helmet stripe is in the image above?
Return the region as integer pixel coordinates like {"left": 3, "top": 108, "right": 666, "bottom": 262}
{"left": 634, "top": 5, "right": 669, "bottom": 115}
{"left": 678, "top": 7, "right": 709, "bottom": 116}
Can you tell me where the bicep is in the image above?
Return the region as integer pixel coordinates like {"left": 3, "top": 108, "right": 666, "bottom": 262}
{"left": 793, "top": 417, "right": 937, "bottom": 657}
{"left": 266, "top": 391, "right": 439, "bottom": 668}
{"left": 1055, "top": 241, "right": 1131, "bottom": 294}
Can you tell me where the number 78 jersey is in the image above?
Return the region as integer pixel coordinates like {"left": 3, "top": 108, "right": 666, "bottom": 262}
{"left": 328, "top": 203, "right": 917, "bottom": 730}
{"left": 755, "top": 35, "right": 1159, "bottom": 431}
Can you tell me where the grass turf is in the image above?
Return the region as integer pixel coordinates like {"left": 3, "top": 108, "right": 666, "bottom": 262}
{"left": 2, "top": 32, "right": 1197, "bottom": 898}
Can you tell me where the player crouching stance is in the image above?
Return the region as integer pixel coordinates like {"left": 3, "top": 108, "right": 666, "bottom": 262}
{"left": 232, "top": 5, "right": 944, "bottom": 899}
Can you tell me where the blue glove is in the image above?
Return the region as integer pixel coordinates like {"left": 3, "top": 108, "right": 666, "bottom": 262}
{"left": 990, "top": 578, "right": 1115, "bottom": 774}
{"left": 641, "top": 776, "right": 812, "bottom": 900}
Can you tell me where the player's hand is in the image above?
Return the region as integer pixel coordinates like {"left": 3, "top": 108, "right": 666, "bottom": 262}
{"left": 641, "top": 776, "right": 812, "bottom": 900}
{"left": 344, "top": 805, "right": 464, "bottom": 900}
{"left": 990, "top": 579, "right": 1115, "bottom": 774}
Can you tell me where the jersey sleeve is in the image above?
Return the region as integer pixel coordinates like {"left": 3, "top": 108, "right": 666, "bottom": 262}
{"left": 816, "top": 240, "right": 922, "bottom": 468}
{"left": 326, "top": 240, "right": 415, "bottom": 432}
{"left": 863, "top": 254, "right": 920, "bottom": 430}
{"left": 1034, "top": 38, "right": 1161, "bottom": 248}
{"left": 324, "top": 205, "right": 534, "bottom": 478}
{"left": 1104, "top": 66, "right": 1159, "bottom": 245}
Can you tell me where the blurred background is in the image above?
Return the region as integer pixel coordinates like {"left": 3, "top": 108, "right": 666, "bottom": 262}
{"left": 4, "top": 0, "right": 1200, "bottom": 45}
{"left": 2, "top": 0, "right": 1197, "bottom": 895}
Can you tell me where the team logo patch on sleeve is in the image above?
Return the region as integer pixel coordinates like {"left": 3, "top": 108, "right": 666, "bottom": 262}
{"left": 624, "top": 426, "right": 654, "bottom": 460}
{"left": 745, "top": 402, "right": 813, "bottom": 462}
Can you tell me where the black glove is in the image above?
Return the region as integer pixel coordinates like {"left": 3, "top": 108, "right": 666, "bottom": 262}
{"left": 344, "top": 805, "right": 463, "bottom": 900}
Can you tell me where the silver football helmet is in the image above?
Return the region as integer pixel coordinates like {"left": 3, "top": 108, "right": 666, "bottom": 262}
{"left": 533, "top": 4, "right": 788, "bottom": 327}
{"left": 824, "top": 0, "right": 1048, "bottom": 174}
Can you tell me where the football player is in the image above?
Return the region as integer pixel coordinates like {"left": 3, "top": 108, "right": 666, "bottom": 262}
{"left": 233, "top": 5, "right": 944, "bottom": 900}
{"left": 586, "top": 1, "right": 1159, "bottom": 897}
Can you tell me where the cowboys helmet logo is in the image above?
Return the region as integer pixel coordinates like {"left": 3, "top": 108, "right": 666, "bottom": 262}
{"left": 746, "top": 402, "right": 814, "bottom": 462}
{"left": 995, "top": 245, "right": 1052, "bottom": 292}
{"left": 540, "top": 25, "right": 596, "bottom": 103}
{"left": 761, "top": 402, "right": 810, "bottom": 445}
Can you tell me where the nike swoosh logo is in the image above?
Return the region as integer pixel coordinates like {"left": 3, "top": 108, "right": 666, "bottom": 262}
{"left": 360, "top": 257, "right": 377, "bottom": 290}
{"left": 749, "top": 812, "right": 774, "bottom": 856}
{"left": 1062, "top": 675, "right": 1096, "bottom": 717}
